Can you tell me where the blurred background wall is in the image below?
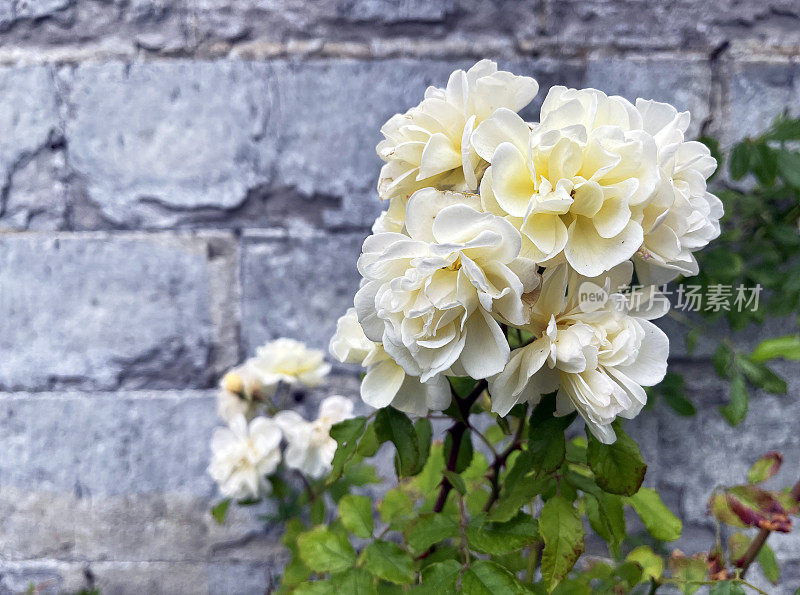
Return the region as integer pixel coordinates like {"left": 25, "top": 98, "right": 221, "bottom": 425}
{"left": 0, "top": 1, "right": 798, "bottom": 593}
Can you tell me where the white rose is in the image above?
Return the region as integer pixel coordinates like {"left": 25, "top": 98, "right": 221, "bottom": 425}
{"left": 472, "top": 86, "right": 660, "bottom": 277}
{"left": 208, "top": 415, "right": 282, "bottom": 499}
{"left": 329, "top": 308, "right": 451, "bottom": 415}
{"left": 633, "top": 99, "right": 723, "bottom": 285}
{"left": 275, "top": 396, "right": 354, "bottom": 479}
{"left": 488, "top": 263, "right": 669, "bottom": 443}
{"left": 247, "top": 338, "right": 331, "bottom": 391}
{"left": 377, "top": 60, "right": 539, "bottom": 210}
{"left": 355, "top": 188, "right": 539, "bottom": 381}
{"left": 216, "top": 364, "right": 267, "bottom": 423}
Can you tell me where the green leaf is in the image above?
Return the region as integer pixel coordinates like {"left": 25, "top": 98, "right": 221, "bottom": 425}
{"left": 757, "top": 542, "right": 780, "bottom": 584}
{"left": 297, "top": 526, "right": 356, "bottom": 573}
{"left": 777, "top": 149, "right": 800, "bottom": 188}
{"left": 528, "top": 414, "right": 569, "bottom": 476}
{"left": 763, "top": 115, "right": 800, "bottom": 141}
{"left": 379, "top": 488, "right": 414, "bottom": 527}
{"left": 311, "top": 498, "right": 326, "bottom": 525}
{"left": 720, "top": 373, "right": 749, "bottom": 426}
{"left": 627, "top": 487, "right": 682, "bottom": 542}
{"left": 375, "top": 407, "right": 421, "bottom": 477}
{"left": 729, "top": 142, "right": 751, "bottom": 180}
{"left": 339, "top": 494, "right": 374, "bottom": 538}
{"left": 626, "top": 545, "right": 663, "bottom": 581}
{"left": 328, "top": 417, "right": 368, "bottom": 483}
{"left": 668, "top": 553, "right": 707, "bottom": 595}
{"left": 415, "top": 418, "right": 433, "bottom": 471}
{"left": 751, "top": 143, "right": 778, "bottom": 186}
{"left": 584, "top": 493, "right": 625, "bottom": 554}
{"left": 656, "top": 373, "right": 696, "bottom": 416}
{"left": 748, "top": 451, "right": 783, "bottom": 484}
{"left": 461, "top": 560, "right": 527, "bottom": 594}
{"left": 736, "top": 357, "right": 787, "bottom": 394}
{"left": 540, "top": 495, "right": 585, "bottom": 592}
{"left": 586, "top": 423, "right": 647, "bottom": 496}
{"left": 334, "top": 568, "right": 378, "bottom": 594}
{"left": 444, "top": 429, "right": 473, "bottom": 474}
{"left": 752, "top": 335, "right": 800, "bottom": 362}
{"left": 211, "top": 499, "right": 231, "bottom": 525}
{"left": 404, "top": 513, "right": 460, "bottom": 552}
{"left": 466, "top": 512, "right": 539, "bottom": 555}
{"left": 293, "top": 581, "right": 336, "bottom": 595}
{"left": 712, "top": 344, "right": 733, "bottom": 379}
{"left": 488, "top": 475, "right": 549, "bottom": 522}
{"left": 709, "top": 582, "right": 746, "bottom": 595}
{"left": 356, "top": 423, "right": 380, "bottom": 457}
{"left": 415, "top": 560, "right": 461, "bottom": 593}
{"left": 361, "top": 540, "right": 415, "bottom": 585}
{"left": 443, "top": 470, "right": 467, "bottom": 495}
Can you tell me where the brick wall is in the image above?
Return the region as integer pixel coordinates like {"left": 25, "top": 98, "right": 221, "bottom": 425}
{"left": 0, "top": 1, "right": 798, "bottom": 593}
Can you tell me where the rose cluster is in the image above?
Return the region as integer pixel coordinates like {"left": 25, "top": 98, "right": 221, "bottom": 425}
{"left": 331, "top": 60, "right": 722, "bottom": 443}
{"left": 209, "top": 339, "right": 353, "bottom": 500}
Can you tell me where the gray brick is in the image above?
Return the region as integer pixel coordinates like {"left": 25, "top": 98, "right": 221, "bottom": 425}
{"left": 62, "top": 61, "right": 277, "bottom": 228}
{"left": 583, "top": 57, "right": 712, "bottom": 138}
{"left": 241, "top": 228, "right": 365, "bottom": 353}
{"left": 724, "top": 60, "right": 800, "bottom": 143}
{"left": 0, "top": 232, "right": 237, "bottom": 390}
{"left": 0, "top": 65, "right": 65, "bottom": 230}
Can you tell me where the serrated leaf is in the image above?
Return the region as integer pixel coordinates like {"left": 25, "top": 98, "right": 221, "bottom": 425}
{"left": 528, "top": 414, "right": 569, "bottom": 477}
{"left": 461, "top": 560, "right": 527, "bottom": 594}
{"left": 466, "top": 512, "right": 538, "bottom": 555}
{"left": 415, "top": 560, "right": 461, "bottom": 593}
{"left": 362, "top": 540, "right": 415, "bottom": 585}
{"left": 328, "top": 417, "right": 368, "bottom": 483}
{"left": 333, "top": 567, "right": 377, "bottom": 594}
{"left": 415, "top": 418, "right": 433, "bottom": 471}
{"left": 720, "top": 374, "right": 749, "bottom": 426}
{"left": 586, "top": 423, "right": 647, "bottom": 496}
{"left": 627, "top": 487, "right": 682, "bottom": 542}
{"left": 297, "top": 526, "right": 356, "bottom": 573}
{"left": 585, "top": 493, "right": 625, "bottom": 554}
{"left": 404, "top": 513, "right": 459, "bottom": 552}
{"left": 211, "top": 499, "right": 231, "bottom": 525}
{"left": 763, "top": 116, "right": 800, "bottom": 141}
{"left": 379, "top": 488, "right": 414, "bottom": 527}
{"left": 339, "top": 494, "right": 373, "bottom": 538}
{"left": 375, "top": 407, "right": 421, "bottom": 477}
{"left": 356, "top": 423, "right": 380, "bottom": 457}
{"left": 712, "top": 344, "right": 733, "bottom": 379}
{"left": 489, "top": 475, "right": 549, "bottom": 522}
{"left": 540, "top": 495, "right": 585, "bottom": 592}
{"left": 293, "top": 580, "right": 336, "bottom": 595}
{"left": 748, "top": 451, "right": 783, "bottom": 484}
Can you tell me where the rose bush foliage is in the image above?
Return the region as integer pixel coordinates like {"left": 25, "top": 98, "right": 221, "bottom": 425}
{"left": 207, "top": 62, "right": 800, "bottom": 593}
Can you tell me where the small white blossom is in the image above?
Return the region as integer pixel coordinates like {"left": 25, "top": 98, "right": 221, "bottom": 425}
{"left": 208, "top": 415, "right": 282, "bottom": 500}
{"left": 377, "top": 60, "right": 538, "bottom": 212}
{"left": 489, "top": 263, "right": 669, "bottom": 443}
{"left": 329, "top": 308, "right": 451, "bottom": 415}
{"left": 275, "top": 396, "right": 354, "bottom": 479}
{"left": 247, "top": 338, "right": 331, "bottom": 391}
{"left": 216, "top": 364, "right": 267, "bottom": 423}
{"left": 355, "top": 188, "right": 539, "bottom": 382}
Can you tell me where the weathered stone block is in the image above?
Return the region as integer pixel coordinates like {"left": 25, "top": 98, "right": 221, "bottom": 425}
{"left": 62, "top": 61, "right": 277, "bottom": 227}
{"left": 0, "top": 232, "right": 237, "bottom": 390}
{"left": 241, "top": 228, "right": 365, "bottom": 353}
